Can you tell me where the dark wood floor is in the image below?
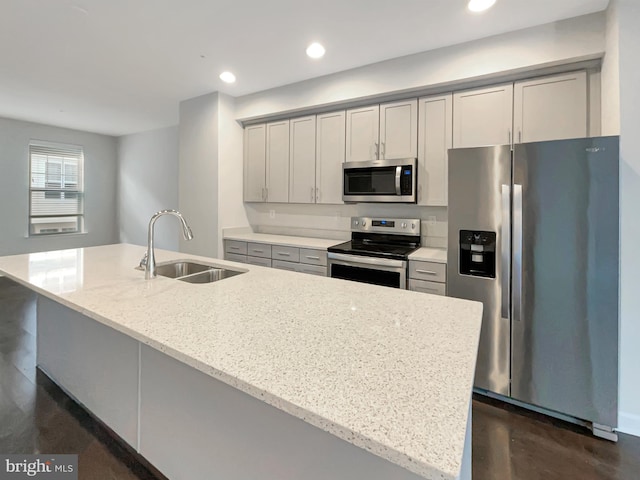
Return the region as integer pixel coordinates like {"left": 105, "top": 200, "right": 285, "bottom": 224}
{"left": 1, "top": 277, "right": 639, "bottom": 480}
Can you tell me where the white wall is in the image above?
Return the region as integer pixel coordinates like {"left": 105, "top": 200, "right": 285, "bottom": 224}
{"left": 118, "top": 126, "right": 179, "bottom": 251}
{"left": 612, "top": 0, "right": 640, "bottom": 438}
{"left": 601, "top": 1, "right": 621, "bottom": 136}
{"left": 236, "top": 13, "right": 605, "bottom": 120}
{"left": 0, "top": 117, "right": 118, "bottom": 256}
{"left": 216, "top": 94, "right": 249, "bottom": 255}
{"left": 178, "top": 93, "right": 219, "bottom": 257}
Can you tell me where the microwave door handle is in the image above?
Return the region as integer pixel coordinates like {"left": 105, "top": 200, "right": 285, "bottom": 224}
{"left": 395, "top": 166, "right": 401, "bottom": 195}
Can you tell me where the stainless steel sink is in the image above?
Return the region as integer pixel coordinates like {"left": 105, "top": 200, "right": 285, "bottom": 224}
{"left": 178, "top": 268, "right": 244, "bottom": 284}
{"left": 150, "top": 261, "right": 245, "bottom": 284}
{"left": 154, "top": 261, "right": 213, "bottom": 279}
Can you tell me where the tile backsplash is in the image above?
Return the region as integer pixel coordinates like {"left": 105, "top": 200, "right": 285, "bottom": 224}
{"left": 244, "top": 203, "right": 448, "bottom": 249}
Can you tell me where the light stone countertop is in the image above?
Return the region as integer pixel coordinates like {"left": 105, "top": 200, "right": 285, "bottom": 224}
{"left": 409, "top": 247, "right": 448, "bottom": 264}
{"left": 0, "top": 244, "right": 481, "bottom": 480}
{"left": 223, "top": 231, "right": 342, "bottom": 249}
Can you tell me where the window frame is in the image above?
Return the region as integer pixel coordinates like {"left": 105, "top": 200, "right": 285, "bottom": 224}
{"left": 28, "top": 140, "right": 85, "bottom": 237}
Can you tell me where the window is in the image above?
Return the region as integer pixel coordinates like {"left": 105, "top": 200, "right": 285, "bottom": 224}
{"left": 29, "top": 141, "right": 84, "bottom": 235}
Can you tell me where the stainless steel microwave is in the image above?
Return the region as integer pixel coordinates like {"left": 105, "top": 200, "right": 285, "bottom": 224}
{"left": 343, "top": 158, "right": 416, "bottom": 203}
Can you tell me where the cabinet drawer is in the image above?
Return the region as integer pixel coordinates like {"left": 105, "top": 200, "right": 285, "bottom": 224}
{"left": 409, "top": 279, "right": 446, "bottom": 296}
{"left": 297, "top": 264, "right": 327, "bottom": 277}
{"left": 247, "top": 242, "right": 271, "bottom": 258}
{"left": 247, "top": 256, "right": 272, "bottom": 267}
{"left": 299, "top": 248, "right": 327, "bottom": 266}
{"left": 225, "top": 253, "right": 247, "bottom": 264}
{"left": 271, "top": 245, "right": 300, "bottom": 262}
{"left": 225, "top": 240, "right": 248, "bottom": 255}
{"left": 272, "top": 259, "right": 299, "bottom": 272}
{"left": 409, "top": 260, "right": 446, "bottom": 282}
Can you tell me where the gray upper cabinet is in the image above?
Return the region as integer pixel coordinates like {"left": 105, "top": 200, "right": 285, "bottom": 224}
{"left": 243, "top": 124, "right": 266, "bottom": 202}
{"left": 453, "top": 83, "right": 514, "bottom": 148}
{"left": 346, "top": 100, "right": 418, "bottom": 162}
{"left": 379, "top": 99, "right": 418, "bottom": 160}
{"left": 418, "top": 94, "right": 453, "bottom": 206}
{"left": 265, "top": 120, "right": 290, "bottom": 203}
{"left": 316, "top": 111, "right": 346, "bottom": 204}
{"left": 289, "top": 116, "right": 317, "bottom": 204}
{"left": 513, "top": 71, "right": 588, "bottom": 144}
{"left": 345, "top": 105, "right": 380, "bottom": 162}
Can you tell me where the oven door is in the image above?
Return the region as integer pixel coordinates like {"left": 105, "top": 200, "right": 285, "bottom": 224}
{"left": 327, "top": 252, "right": 407, "bottom": 289}
{"left": 343, "top": 158, "right": 416, "bottom": 203}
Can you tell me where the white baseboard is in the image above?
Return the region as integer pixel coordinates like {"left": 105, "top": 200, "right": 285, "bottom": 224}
{"left": 618, "top": 411, "right": 640, "bottom": 437}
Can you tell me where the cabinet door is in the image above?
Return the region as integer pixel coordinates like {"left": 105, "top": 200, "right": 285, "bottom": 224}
{"left": 417, "top": 94, "right": 452, "bottom": 206}
{"left": 266, "top": 120, "right": 290, "bottom": 203}
{"left": 316, "top": 111, "right": 346, "bottom": 204}
{"left": 345, "top": 105, "right": 380, "bottom": 162}
{"left": 453, "top": 83, "right": 513, "bottom": 148}
{"left": 243, "top": 124, "right": 266, "bottom": 202}
{"left": 289, "top": 116, "right": 317, "bottom": 204}
{"left": 514, "top": 71, "right": 587, "bottom": 143}
{"left": 379, "top": 99, "right": 418, "bottom": 159}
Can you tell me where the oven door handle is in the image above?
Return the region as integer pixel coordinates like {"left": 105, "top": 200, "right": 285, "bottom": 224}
{"left": 327, "top": 252, "right": 405, "bottom": 269}
{"left": 395, "top": 166, "right": 402, "bottom": 195}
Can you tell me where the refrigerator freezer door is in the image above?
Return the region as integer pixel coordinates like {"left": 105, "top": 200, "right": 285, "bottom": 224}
{"left": 511, "top": 136, "right": 619, "bottom": 427}
{"left": 448, "top": 145, "right": 512, "bottom": 395}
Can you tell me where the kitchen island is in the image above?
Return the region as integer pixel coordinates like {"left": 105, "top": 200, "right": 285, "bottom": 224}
{"left": 0, "top": 244, "right": 482, "bottom": 480}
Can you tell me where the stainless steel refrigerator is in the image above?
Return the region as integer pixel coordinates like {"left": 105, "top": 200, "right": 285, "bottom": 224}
{"left": 447, "top": 136, "right": 619, "bottom": 438}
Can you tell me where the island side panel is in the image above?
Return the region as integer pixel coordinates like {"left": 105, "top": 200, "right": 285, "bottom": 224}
{"left": 37, "top": 295, "right": 139, "bottom": 449}
{"left": 138, "top": 344, "right": 429, "bottom": 480}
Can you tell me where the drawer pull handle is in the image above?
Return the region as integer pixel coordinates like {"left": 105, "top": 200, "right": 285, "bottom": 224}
{"left": 277, "top": 252, "right": 291, "bottom": 256}
{"left": 305, "top": 255, "right": 320, "bottom": 260}
{"left": 416, "top": 269, "right": 437, "bottom": 275}
{"left": 230, "top": 246, "right": 241, "bottom": 250}
{"left": 252, "top": 249, "right": 264, "bottom": 253}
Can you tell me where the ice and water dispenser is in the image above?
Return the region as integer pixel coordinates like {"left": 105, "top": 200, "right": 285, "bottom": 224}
{"left": 459, "top": 230, "right": 496, "bottom": 278}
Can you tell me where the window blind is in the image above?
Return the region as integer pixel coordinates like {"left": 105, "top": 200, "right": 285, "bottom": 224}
{"left": 29, "top": 141, "right": 84, "bottom": 235}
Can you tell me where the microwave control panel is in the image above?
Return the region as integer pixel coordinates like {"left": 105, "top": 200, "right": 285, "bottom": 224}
{"left": 401, "top": 166, "right": 413, "bottom": 195}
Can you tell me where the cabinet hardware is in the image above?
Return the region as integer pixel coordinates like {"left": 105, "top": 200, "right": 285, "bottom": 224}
{"left": 310, "top": 187, "right": 314, "bottom": 202}
{"left": 277, "top": 252, "right": 291, "bottom": 256}
{"left": 416, "top": 269, "right": 437, "bottom": 275}
{"left": 381, "top": 142, "right": 385, "bottom": 159}
{"left": 305, "top": 256, "right": 320, "bottom": 260}
{"left": 252, "top": 249, "right": 264, "bottom": 253}
{"left": 316, "top": 187, "right": 320, "bottom": 202}
{"left": 230, "top": 246, "right": 240, "bottom": 250}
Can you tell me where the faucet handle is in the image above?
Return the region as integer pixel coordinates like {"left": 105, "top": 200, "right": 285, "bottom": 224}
{"left": 139, "top": 252, "right": 148, "bottom": 269}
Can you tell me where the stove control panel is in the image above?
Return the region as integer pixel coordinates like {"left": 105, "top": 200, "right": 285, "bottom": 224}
{"left": 351, "top": 217, "right": 421, "bottom": 236}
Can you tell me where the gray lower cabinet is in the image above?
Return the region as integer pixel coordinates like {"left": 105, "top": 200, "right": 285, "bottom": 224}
{"left": 247, "top": 256, "right": 272, "bottom": 267}
{"left": 224, "top": 240, "right": 327, "bottom": 277}
{"left": 408, "top": 260, "right": 446, "bottom": 296}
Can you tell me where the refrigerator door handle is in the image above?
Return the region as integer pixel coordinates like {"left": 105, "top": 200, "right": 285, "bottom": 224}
{"left": 501, "top": 185, "right": 510, "bottom": 319}
{"left": 513, "top": 184, "right": 523, "bottom": 322}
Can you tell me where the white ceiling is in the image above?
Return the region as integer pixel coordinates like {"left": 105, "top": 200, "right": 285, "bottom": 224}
{"left": 0, "top": 0, "right": 609, "bottom": 136}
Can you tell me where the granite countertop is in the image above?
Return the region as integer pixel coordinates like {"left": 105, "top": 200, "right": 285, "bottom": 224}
{"left": 0, "top": 244, "right": 480, "bottom": 480}
{"left": 409, "top": 248, "right": 448, "bottom": 264}
{"left": 223, "top": 231, "right": 342, "bottom": 249}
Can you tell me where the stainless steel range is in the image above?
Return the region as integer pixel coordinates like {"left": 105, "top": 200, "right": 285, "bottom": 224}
{"left": 327, "top": 217, "right": 420, "bottom": 289}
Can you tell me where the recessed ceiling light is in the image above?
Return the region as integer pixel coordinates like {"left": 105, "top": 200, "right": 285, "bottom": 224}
{"left": 468, "top": 0, "right": 496, "bottom": 13}
{"left": 306, "top": 42, "right": 325, "bottom": 59}
{"left": 219, "top": 71, "right": 236, "bottom": 84}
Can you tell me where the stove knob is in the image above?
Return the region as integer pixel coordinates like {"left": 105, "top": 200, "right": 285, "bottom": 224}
{"left": 411, "top": 222, "right": 416, "bottom": 229}
{"left": 354, "top": 220, "right": 359, "bottom": 226}
{"left": 362, "top": 220, "right": 367, "bottom": 227}
{"left": 401, "top": 222, "right": 407, "bottom": 229}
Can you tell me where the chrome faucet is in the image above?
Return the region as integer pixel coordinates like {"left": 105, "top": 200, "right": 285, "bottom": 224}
{"left": 139, "top": 210, "right": 193, "bottom": 279}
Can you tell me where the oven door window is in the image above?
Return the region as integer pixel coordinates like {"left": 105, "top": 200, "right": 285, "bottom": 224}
{"left": 331, "top": 263, "right": 401, "bottom": 288}
{"left": 344, "top": 167, "right": 397, "bottom": 196}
